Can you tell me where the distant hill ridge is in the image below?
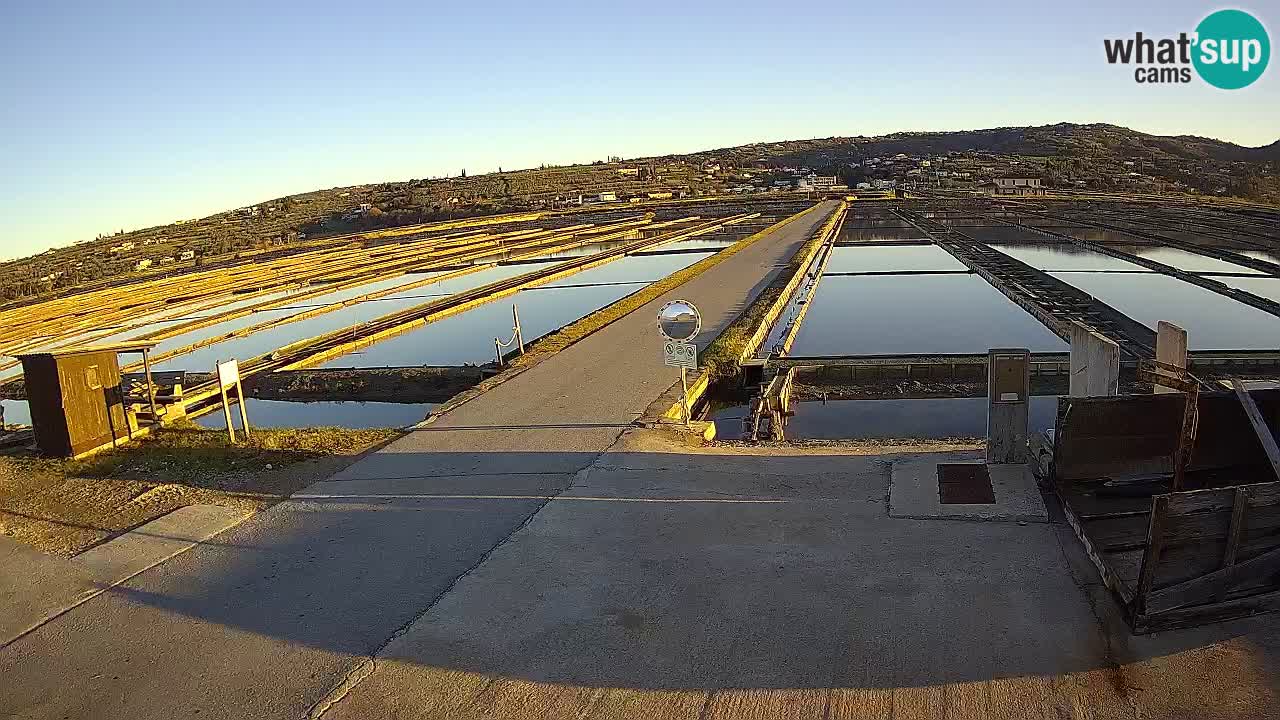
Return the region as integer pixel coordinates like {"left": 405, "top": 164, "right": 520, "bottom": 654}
{"left": 2, "top": 122, "right": 1276, "bottom": 306}
{"left": 673, "top": 123, "right": 1280, "bottom": 166}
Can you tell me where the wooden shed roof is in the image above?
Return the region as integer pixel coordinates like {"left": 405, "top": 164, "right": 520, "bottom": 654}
{"left": 12, "top": 341, "right": 158, "bottom": 360}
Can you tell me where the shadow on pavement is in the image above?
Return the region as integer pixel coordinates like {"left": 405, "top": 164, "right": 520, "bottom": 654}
{"left": 3, "top": 446, "right": 1279, "bottom": 719}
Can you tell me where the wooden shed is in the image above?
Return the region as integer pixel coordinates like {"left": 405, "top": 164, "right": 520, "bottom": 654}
{"left": 15, "top": 342, "right": 158, "bottom": 458}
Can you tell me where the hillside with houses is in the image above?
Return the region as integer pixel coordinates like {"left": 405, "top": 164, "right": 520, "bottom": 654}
{"left": 3, "top": 123, "right": 1276, "bottom": 308}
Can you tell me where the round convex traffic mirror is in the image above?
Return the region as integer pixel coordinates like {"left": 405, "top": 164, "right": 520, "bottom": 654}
{"left": 657, "top": 300, "right": 701, "bottom": 342}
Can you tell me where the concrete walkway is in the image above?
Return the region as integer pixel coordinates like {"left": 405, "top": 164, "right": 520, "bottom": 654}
{"left": 0, "top": 202, "right": 840, "bottom": 720}
{"left": 321, "top": 438, "right": 1280, "bottom": 720}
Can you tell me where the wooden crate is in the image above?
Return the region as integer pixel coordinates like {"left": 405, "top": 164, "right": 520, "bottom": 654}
{"left": 1051, "top": 390, "right": 1280, "bottom": 632}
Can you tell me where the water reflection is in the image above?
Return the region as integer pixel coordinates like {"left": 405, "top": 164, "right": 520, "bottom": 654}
{"left": 321, "top": 252, "right": 711, "bottom": 367}
{"left": 966, "top": 226, "right": 1136, "bottom": 246}
{"left": 1050, "top": 272, "right": 1280, "bottom": 350}
{"left": 650, "top": 237, "right": 736, "bottom": 252}
{"left": 985, "top": 243, "right": 1147, "bottom": 272}
{"left": 1, "top": 399, "right": 30, "bottom": 426}
{"left": 824, "top": 245, "right": 964, "bottom": 274}
{"left": 1121, "top": 246, "right": 1263, "bottom": 275}
{"left": 1244, "top": 250, "right": 1280, "bottom": 266}
{"left": 711, "top": 396, "right": 1059, "bottom": 440}
{"left": 790, "top": 274, "right": 1067, "bottom": 355}
{"left": 522, "top": 241, "right": 635, "bottom": 261}
{"left": 155, "top": 265, "right": 531, "bottom": 372}
{"left": 195, "top": 398, "right": 433, "bottom": 430}
{"left": 837, "top": 227, "right": 923, "bottom": 243}
{"left": 1215, "top": 276, "right": 1280, "bottom": 304}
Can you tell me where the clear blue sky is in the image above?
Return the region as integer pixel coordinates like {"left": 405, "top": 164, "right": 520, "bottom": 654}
{"left": 2, "top": 0, "right": 1276, "bottom": 258}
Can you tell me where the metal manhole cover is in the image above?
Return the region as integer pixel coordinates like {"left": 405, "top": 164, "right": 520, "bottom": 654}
{"left": 937, "top": 464, "right": 995, "bottom": 504}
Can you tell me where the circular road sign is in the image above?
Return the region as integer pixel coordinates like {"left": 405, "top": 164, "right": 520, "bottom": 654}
{"left": 657, "top": 300, "right": 701, "bottom": 342}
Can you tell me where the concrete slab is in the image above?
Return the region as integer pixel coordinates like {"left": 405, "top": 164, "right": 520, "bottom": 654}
{"left": 0, "top": 478, "right": 576, "bottom": 720}
{"left": 888, "top": 453, "right": 1048, "bottom": 522}
{"left": 320, "top": 449, "right": 1121, "bottom": 718}
{"left": 318, "top": 442, "right": 1280, "bottom": 720}
{"left": 323, "top": 427, "right": 621, "bottom": 482}
{"left": 2, "top": 505, "right": 250, "bottom": 649}
{"left": 71, "top": 505, "right": 252, "bottom": 582}
{"left": 0, "top": 536, "right": 98, "bottom": 648}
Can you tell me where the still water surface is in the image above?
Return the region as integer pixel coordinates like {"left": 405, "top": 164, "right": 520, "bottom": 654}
{"left": 789, "top": 274, "right": 1067, "bottom": 355}
{"left": 823, "top": 245, "right": 964, "bottom": 274}
{"left": 195, "top": 399, "right": 434, "bottom": 429}
{"left": 1050, "top": 272, "right": 1280, "bottom": 350}
{"left": 321, "top": 252, "right": 711, "bottom": 367}
{"left": 712, "top": 396, "right": 1059, "bottom": 440}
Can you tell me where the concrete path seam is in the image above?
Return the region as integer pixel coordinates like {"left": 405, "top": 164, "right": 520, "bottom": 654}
{"left": 307, "top": 426, "right": 632, "bottom": 720}
{"left": 311, "top": 470, "right": 573, "bottom": 483}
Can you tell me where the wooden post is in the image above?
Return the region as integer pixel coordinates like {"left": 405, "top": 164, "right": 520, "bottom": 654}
{"left": 680, "top": 366, "right": 690, "bottom": 426}
{"left": 1155, "top": 321, "right": 1189, "bottom": 395}
{"left": 513, "top": 304, "right": 525, "bottom": 355}
{"left": 1069, "top": 322, "right": 1119, "bottom": 397}
{"left": 1136, "top": 495, "right": 1170, "bottom": 613}
{"left": 1173, "top": 384, "right": 1199, "bottom": 492}
{"left": 1222, "top": 488, "right": 1249, "bottom": 570}
{"left": 141, "top": 348, "right": 159, "bottom": 425}
{"left": 1232, "top": 379, "right": 1280, "bottom": 481}
{"left": 220, "top": 383, "right": 236, "bottom": 443}
{"left": 235, "top": 377, "right": 251, "bottom": 439}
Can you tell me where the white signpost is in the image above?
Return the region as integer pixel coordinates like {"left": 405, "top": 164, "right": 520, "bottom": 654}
{"left": 215, "top": 359, "right": 251, "bottom": 443}
{"left": 658, "top": 300, "right": 701, "bottom": 425}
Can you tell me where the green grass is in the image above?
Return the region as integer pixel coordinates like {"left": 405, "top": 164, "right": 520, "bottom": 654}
{"left": 62, "top": 420, "right": 398, "bottom": 480}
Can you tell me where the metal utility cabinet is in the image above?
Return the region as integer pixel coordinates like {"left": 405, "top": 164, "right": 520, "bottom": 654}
{"left": 16, "top": 342, "right": 157, "bottom": 458}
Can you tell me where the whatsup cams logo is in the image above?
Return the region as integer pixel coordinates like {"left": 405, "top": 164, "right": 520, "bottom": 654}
{"left": 1104, "top": 8, "right": 1270, "bottom": 88}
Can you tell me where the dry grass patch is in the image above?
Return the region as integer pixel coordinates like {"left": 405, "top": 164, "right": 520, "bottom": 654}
{"left": 0, "top": 421, "right": 399, "bottom": 555}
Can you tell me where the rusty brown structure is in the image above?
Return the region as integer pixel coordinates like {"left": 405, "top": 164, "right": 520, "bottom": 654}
{"left": 15, "top": 342, "right": 157, "bottom": 458}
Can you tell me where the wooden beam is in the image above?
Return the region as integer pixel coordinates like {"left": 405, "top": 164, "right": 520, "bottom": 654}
{"left": 1232, "top": 379, "right": 1280, "bottom": 481}
{"left": 141, "top": 348, "right": 159, "bottom": 425}
{"left": 1136, "top": 495, "right": 1170, "bottom": 610}
{"left": 1058, "top": 493, "right": 1137, "bottom": 605}
{"left": 1222, "top": 488, "right": 1248, "bottom": 569}
{"left": 1146, "top": 544, "right": 1280, "bottom": 614}
{"left": 1140, "top": 587, "right": 1280, "bottom": 634}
